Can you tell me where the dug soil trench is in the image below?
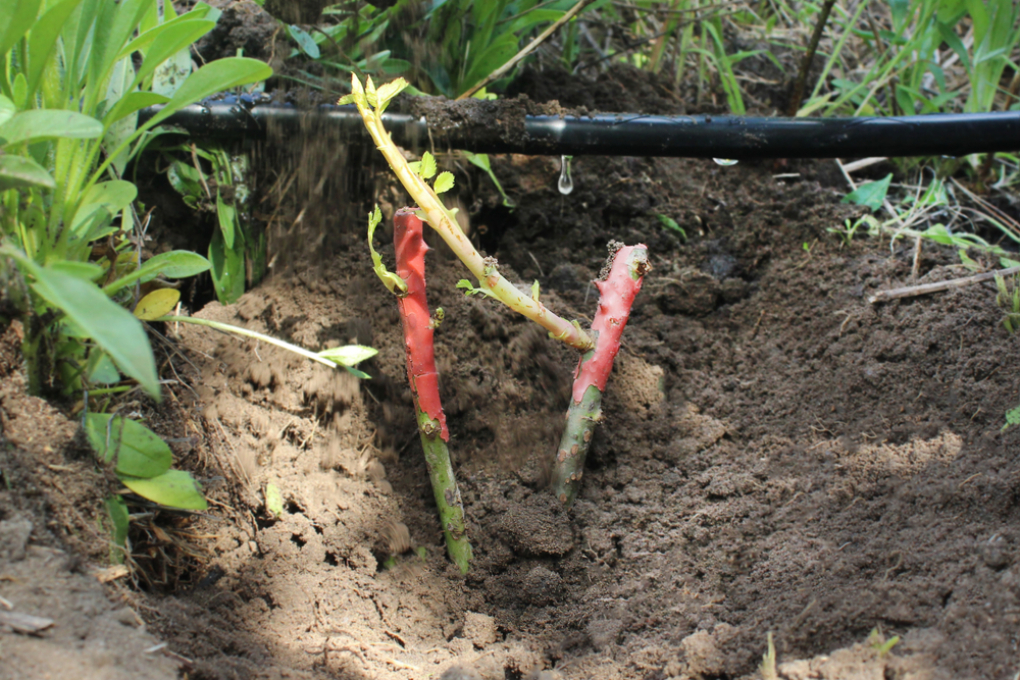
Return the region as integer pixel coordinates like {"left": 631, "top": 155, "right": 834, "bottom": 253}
{"left": 3, "top": 66, "right": 1020, "bottom": 680}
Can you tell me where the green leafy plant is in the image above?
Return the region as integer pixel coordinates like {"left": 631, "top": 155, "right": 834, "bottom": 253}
{"left": 799, "top": 0, "right": 1020, "bottom": 118}
{"left": 89, "top": 412, "right": 206, "bottom": 563}
{"left": 995, "top": 273, "right": 1020, "bottom": 334}
{"left": 0, "top": 0, "right": 276, "bottom": 562}
{"left": 868, "top": 628, "right": 900, "bottom": 658}
{"left": 0, "top": 0, "right": 271, "bottom": 398}
{"left": 160, "top": 141, "right": 265, "bottom": 304}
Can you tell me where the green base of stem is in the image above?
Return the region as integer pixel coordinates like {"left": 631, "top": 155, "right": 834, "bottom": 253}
{"left": 550, "top": 384, "right": 603, "bottom": 509}
{"left": 416, "top": 409, "right": 473, "bottom": 574}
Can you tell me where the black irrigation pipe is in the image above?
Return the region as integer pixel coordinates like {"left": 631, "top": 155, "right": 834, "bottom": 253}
{"left": 138, "top": 99, "right": 1020, "bottom": 159}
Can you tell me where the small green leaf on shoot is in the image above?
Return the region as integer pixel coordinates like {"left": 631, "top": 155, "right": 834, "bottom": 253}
{"left": 365, "top": 76, "right": 378, "bottom": 108}
{"left": 367, "top": 205, "right": 408, "bottom": 296}
{"left": 105, "top": 496, "right": 130, "bottom": 564}
{"left": 1003, "top": 405, "right": 1020, "bottom": 432}
{"left": 121, "top": 469, "right": 207, "bottom": 510}
{"left": 433, "top": 171, "right": 455, "bottom": 194}
{"left": 375, "top": 78, "right": 408, "bottom": 112}
{"left": 408, "top": 161, "right": 421, "bottom": 175}
{"left": 350, "top": 73, "right": 365, "bottom": 103}
{"left": 343, "top": 366, "right": 372, "bottom": 379}
{"left": 419, "top": 151, "right": 437, "bottom": 179}
{"left": 430, "top": 307, "right": 445, "bottom": 329}
{"left": 265, "top": 482, "right": 284, "bottom": 517}
{"left": 287, "top": 24, "right": 320, "bottom": 59}
{"left": 531, "top": 280, "right": 540, "bottom": 301}
{"left": 317, "top": 344, "right": 378, "bottom": 366}
{"left": 456, "top": 279, "right": 498, "bottom": 300}
{"left": 656, "top": 214, "right": 686, "bottom": 241}
{"left": 337, "top": 94, "right": 354, "bottom": 105}
{"left": 842, "top": 174, "right": 892, "bottom": 211}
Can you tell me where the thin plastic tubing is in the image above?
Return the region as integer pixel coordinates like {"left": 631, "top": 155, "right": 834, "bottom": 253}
{"left": 138, "top": 102, "right": 1020, "bottom": 159}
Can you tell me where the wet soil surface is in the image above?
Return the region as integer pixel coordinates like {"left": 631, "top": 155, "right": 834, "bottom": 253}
{"left": 3, "top": 66, "right": 1020, "bottom": 680}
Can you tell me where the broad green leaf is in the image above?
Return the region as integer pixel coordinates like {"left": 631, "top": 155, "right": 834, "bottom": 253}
{"left": 105, "top": 495, "right": 130, "bottom": 563}
{"left": 136, "top": 20, "right": 214, "bottom": 85}
{"left": 146, "top": 58, "right": 273, "bottom": 130}
{"left": 216, "top": 189, "right": 236, "bottom": 249}
{"left": 104, "top": 92, "right": 170, "bottom": 127}
{"left": 0, "top": 155, "right": 55, "bottom": 190}
{"left": 151, "top": 48, "right": 193, "bottom": 98}
{"left": 86, "top": 351, "right": 121, "bottom": 384}
{"left": 922, "top": 224, "right": 955, "bottom": 245}
{"left": 88, "top": 0, "right": 151, "bottom": 109}
{"left": 104, "top": 250, "right": 211, "bottom": 295}
{"left": 134, "top": 288, "right": 181, "bottom": 320}
{"left": 121, "top": 469, "right": 207, "bottom": 510}
{"left": 11, "top": 74, "right": 27, "bottom": 110}
{"left": 147, "top": 250, "right": 212, "bottom": 279}
{"left": 85, "top": 413, "right": 173, "bottom": 478}
{"left": 25, "top": 0, "right": 81, "bottom": 98}
{"left": 317, "top": 345, "right": 378, "bottom": 366}
{"left": 209, "top": 226, "right": 245, "bottom": 304}
{"left": 0, "top": 96, "right": 14, "bottom": 126}
{"left": 118, "top": 3, "right": 214, "bottom": 60}
{"left": 288, "top": 24, "right": 320, "bottom": 59}
{"left": 433, "top": 171, "right": 455, "bottom": 194}
{"left": 842, "top": 174, "right": 892, "bottom": 211}
{"left": 102, "top": 57, "right": 137, "bottom": 176}
{"left": 265, "top": 482, "right": 284, "bottom": 517}
{"left": 419, "top": 151, "right": 437, "bottom": 179}
{"left": 72, "top": 180, "right": 137, "bottom": 231}
{"left": 0, "top": 0, "right": 42, "bottom": 59}
{"left": 0, "top": 110, "right": 102, "bottom": 147}
{"left": 49, "top": 261, "right": 104, "bottom": 281}
{"left": 24, "top": 263, "right": 160, "bottom": 399}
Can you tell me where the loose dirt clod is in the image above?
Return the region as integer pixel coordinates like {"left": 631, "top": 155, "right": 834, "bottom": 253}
{"left": 495, "top": 494, "right": 574, "bottom": 557}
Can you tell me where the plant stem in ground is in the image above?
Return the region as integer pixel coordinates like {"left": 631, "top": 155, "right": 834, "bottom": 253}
{"left": 551, "top": 243, "right": 649, "bottom": 509}
{"left": 392, "top": 208, "right": 472, "bottom": 573}
{"left": 348, "top": 75, "right": 593, "bottom": 351}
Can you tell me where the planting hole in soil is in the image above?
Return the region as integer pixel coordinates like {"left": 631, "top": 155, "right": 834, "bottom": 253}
{"left": 3, "top": 3, "right": 1020, "bottom": 680}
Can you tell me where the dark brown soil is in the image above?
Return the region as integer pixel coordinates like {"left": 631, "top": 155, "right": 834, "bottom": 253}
{"left": 3, "top": 65, "right": 1020, "bottom": 680}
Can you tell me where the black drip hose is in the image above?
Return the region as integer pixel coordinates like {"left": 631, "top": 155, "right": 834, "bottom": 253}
{"left": 138, "top": 101, "right": 1020, "bottom": 159}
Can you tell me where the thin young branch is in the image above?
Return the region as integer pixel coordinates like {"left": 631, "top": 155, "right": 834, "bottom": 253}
{"left": 787, "top": 0, "right": 837, "bottom": 117}
{"left": 153, "top": 315, "right": 344, "bottom": 369}
{"left": 868, "top": 266, "right": 1020, "bottom": 304}
{"left": 349, "top": 76, "right": 593, "bottom": 351}
{"left": 457, "top": 0, "right": 593, "bottom": 100}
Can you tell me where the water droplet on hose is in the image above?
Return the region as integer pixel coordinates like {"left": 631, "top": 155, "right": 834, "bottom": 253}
{"left": 558, "top": 155, "right": 573, "bottom": 195}
{"left": 713, "top": 158, "right": 738, "bottom": 166}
